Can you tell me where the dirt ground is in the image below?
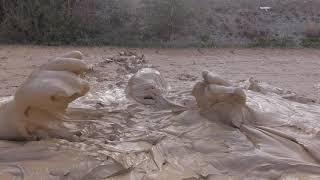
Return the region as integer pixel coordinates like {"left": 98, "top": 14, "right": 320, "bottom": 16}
{"left": 0, "top": 45, "right": 319, "bottom": 102}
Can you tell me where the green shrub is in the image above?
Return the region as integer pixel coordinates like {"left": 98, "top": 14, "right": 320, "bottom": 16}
{"left": 249, "top": 37, "right": 295, "bottom": 48}
{"left": 300, "top": 37, "right": 320, "bottom": 48}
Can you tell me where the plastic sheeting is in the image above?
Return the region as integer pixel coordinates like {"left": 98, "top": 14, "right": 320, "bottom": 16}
{"left": 1, "top": 65, "right": 320, "bottom": 179}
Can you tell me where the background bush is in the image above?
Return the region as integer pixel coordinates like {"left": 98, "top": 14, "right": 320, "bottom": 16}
{"left": 1, "top": 0, "right": 320, "bottom": 47}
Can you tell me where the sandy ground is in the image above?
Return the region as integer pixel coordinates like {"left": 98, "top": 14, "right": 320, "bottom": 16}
{"left": 0, "top": 45, "right": 319, "bottom": 102}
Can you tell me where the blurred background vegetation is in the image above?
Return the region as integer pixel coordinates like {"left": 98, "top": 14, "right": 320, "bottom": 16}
{"left": 0, "top": 0, "right": 320, "bottom": 47}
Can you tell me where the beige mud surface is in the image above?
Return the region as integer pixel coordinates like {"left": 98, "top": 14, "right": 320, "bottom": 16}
{"left": 0, "top": 46, "right": 320, "bottom": 179}
{"left": 0, "top": 45, "right": 319, "bottom": 101}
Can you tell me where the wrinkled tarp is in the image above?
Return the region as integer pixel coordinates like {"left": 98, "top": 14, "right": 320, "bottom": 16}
{"left": 1, "top": 80, "right": 320, "bottom": 179}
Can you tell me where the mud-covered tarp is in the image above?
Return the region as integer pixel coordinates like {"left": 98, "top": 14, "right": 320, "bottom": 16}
{"left": 1, "top": 80, "right": 320, "bottom": 179}
{"left": 1, "top": 52, "right": 320, "bottom": 179}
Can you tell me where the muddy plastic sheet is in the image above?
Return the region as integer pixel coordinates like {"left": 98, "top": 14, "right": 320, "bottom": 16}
{"left": 1, "top": 80, "right": 320, "bottom": 179}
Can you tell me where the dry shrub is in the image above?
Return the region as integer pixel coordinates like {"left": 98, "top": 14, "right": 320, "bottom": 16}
{"left": 305, "top": 22, "right": 320, "bottom": 38}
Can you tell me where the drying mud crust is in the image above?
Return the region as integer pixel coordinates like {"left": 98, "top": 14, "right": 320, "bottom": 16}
{"left": 0, "top": 50, "right": 320, "bottom": 179}
{"left": 0, "top": 51, "right": 90, "bottom": 141}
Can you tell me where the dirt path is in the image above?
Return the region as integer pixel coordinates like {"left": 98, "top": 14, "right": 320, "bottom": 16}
{"left": 0, "top": 45, "right": 319, "bottom": 101}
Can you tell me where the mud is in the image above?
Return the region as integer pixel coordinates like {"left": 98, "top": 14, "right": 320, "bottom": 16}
{"left": 0, "top": 46, "right": 320, "bottom": 179}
